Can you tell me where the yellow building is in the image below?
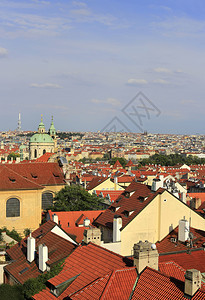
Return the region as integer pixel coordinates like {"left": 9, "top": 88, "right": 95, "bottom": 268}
{"left": 94, "top": 181, "right": 205, "bottom": 256}
{"left": 0, "top": 162, "right": 65, "bottom": 234}
{"left": 86, "top": 177, "right": 124, "bottom": 194}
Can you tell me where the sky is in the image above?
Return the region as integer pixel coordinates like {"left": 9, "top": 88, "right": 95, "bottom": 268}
{"left": 0, "top": 0, "right": 205, "bottom": 134}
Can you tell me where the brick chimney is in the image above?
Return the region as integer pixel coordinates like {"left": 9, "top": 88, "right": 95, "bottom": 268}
{"left": 83, "top": 227, "right": 101, "bottom": 245}
{"left": 133, "top": 240, "right": 159, "bottom": 273}
{"left": 184, "top": 269, "right": 202, "bottom": 296}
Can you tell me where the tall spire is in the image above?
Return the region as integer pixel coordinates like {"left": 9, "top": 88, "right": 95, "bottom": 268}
{"left": 49, "top": 115, "right": 56, "bottom": 137}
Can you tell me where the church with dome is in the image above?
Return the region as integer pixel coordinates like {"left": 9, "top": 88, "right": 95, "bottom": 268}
{"left": 29, "top": 116, "right": 57, "bottom": 160}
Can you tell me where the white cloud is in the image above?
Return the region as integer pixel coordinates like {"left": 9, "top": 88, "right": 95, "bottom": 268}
{"left": 91, "top": 97, "right": 120, "bottom": 106}
{"left": 154, "top": 67, "right": 172, "bottom": 74}
{"left": 180, "top": 99, "right": 195, "bottom": 105}
{"left": 0, "top": 47, "right": 8, "bottom": 57}
{"left": 70, "top": 8, "right": 91, "bottom": 16}
{"left": 153, "top": 79, "right": 169, "bottom": 84}
{"left": 152, "top": 16, "right": 205, "bottom": 38}
{"left": 30, "top": 83, "right": 62, "bottom": 89}
{"left": 127, "top": 78, "right": 148, "bottom": 85}
{"left": 72, "top": 1, "right": 87, "bottom": 8}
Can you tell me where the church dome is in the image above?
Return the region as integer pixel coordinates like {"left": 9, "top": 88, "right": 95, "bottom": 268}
{"left": 30, "top": 133, "right": 54, "bottom": 143}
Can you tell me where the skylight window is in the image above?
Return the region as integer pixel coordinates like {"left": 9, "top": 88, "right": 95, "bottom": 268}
{"left": 19, "top": 267, "right": 29, "bottom": 275}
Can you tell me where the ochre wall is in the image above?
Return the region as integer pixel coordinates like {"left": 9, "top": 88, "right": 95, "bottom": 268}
{"left": 0, "top": 184, "right": 64, "bottom": 235}
{"left": 120, "top": 191, "right": 205, "bottom": 256}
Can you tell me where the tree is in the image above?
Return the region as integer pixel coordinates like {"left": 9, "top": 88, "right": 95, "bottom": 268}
{"left": 52, "top": 185, "right": 102, "bottom": 211}
{"left": 0, "top": 227, "right": 22, "bottom": 242}
{"left": 7, "top": 152, "right": 20, "bottom": 161}
{"left": 0, "top": 284, "right": 24, "bottom": 300}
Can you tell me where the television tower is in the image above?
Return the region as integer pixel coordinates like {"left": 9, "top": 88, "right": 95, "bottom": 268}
{"left": 17, "top": 112, "right": 21, "bottom": 132}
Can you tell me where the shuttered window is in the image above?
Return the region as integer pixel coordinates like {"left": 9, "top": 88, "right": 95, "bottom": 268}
{"left": 42, "top": 192, "right": 53, "bottom": 210}
{"left": 6, "top": 198, "right": 20, "bottom": 217}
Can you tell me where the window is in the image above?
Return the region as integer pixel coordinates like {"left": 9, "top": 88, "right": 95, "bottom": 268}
{"left": 42, "top": 192, "right": 53, "bottom": 210}
{"left": 6, "top": 198, "right": 20, "bottom": 217}
{"left": 43, "top": 149, "right": 46, "bottom": 155}
{"left": 34, "top": 149, "right": 37, "bottom": 158}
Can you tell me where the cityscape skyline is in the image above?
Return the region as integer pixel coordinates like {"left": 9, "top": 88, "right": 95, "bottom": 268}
{"left": 0, "top": 0, "right": 204, "bottom": 134}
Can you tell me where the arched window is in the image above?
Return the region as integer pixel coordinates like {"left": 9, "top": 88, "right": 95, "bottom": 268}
{"left": 6, "top": 198, "right": 20, "bottom": 217}
{"left": 42, "top": 192, "right": 53, "bottom": 210}
{"left": 34, "top": 149, "right": 37, "bottom": 158}
{"left": 43, "top": 149, "right": 46, "bottom": 155}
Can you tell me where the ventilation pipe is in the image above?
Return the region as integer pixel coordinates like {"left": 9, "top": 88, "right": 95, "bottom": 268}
{"left": 113, "top": 215, "right": 122, "bottom": 242}
{"left": 27, "top": 233, "right": 36, "bottom": 263}
{"left": 38, "top": 244, "right": 48, "bottom": 272}
{"left": 83, "top": 217, "right": 90, "bottom": 227}
{"left": 178, "top": 219, "right": 189, "bottom": 242}
{"left": 52, "top": 213, "right": 58, "bottom": 224}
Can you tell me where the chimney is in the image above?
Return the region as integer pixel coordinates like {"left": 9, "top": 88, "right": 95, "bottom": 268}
{"left": 114, "top": 176, "right": 118, "bottom": 191}
{"left": 133, "top": 241, "right": 159, "bottom": 274}
{"left": 83, "top": 227, "right": 101, "bottom": 245}
{"left": 38, "top": 244, "right": 48, "bottom": 272}
{"left": 27, "top": 233, "right": 36, "bottom": 263}
{"left": 52, "top": 213, "right": 58, "bottom": 224}
{"left": 185, "top": 269, "right": 202, "bottom": 296}
{"left": 178, "top": 219, "right": 189, "bottom": 242}
{"left": 180, "top": 192, "right": 186, "bottom": 204}
{"left": 84, "top": 179, "right": 86, "bottom": 189}
{"left": 191, "top": 198, "right": 201, "bottom": 210}
{"left": 151, "top": 178, "right": 163, "bottom": 192}
{"left": 83, "top": 217, "right": 90, "bottom": 227}
{"left": 113, "top": 215, "right": 122, "bottom": 242}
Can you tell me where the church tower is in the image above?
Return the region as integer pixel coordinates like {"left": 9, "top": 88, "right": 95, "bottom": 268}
{"left": 49, "top": 116, "right": 57, "bottom": 150}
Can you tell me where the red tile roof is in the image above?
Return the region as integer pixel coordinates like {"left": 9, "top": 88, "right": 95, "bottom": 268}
{"left": 113, "top": 160, "right": 123, "bottom": 169}
{"left": 5, "top": 220, "right": 76, "bottom": 284}
{"left": 131, "top": 266, "right": 205, "bottom": 299}
{"left": 35, "top": 152, "right": 55, "bottom": 162}
{"left": 156, "top": 227, "right": 205, "bottom": 254}
{"left": 86, "top": 177, "right": 108, "bottom": 190}
{"left": 94, "top": 182, "right": 163, "bottom": 230}
{"left": 159, "top": 250, "right": 205, "bottom": 273}
{"left": 33, "top": 243, "right": 133, "bottom": 299}
{"left": 48, "top": 210, "right": 104, "bottom": 243}
{"left": 71, "top": 267, "right": 137, "bottom": 300}
{"left": 0, "top": 162, "right": 65, "bottom": 190}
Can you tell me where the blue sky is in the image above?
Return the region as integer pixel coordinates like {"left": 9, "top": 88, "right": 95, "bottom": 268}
{"left": 0, "top": 0, "right": 204, "bottom": 133}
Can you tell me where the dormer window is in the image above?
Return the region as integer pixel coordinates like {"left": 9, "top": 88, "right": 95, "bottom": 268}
{"left": 9, "top": 177, "right": 16, "bottom": 183}
{"left": 50, "top": 274, "right": 80, "bottom": 297}
{"left": 109, "top": 206, "right": 115, "bottom": 213}
{"left": 122, "top": 210, "right": 129, "bottom": 217}
{"left": 31, "top": 173, "right": 38, "bottom": 179}
{"left": 53, "top": 173, "right": 60, "bottom": 178}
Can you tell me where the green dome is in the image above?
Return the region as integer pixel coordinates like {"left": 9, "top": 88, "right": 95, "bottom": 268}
{"left": 30, "top": 133, "right": 54, "bottom": 143}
